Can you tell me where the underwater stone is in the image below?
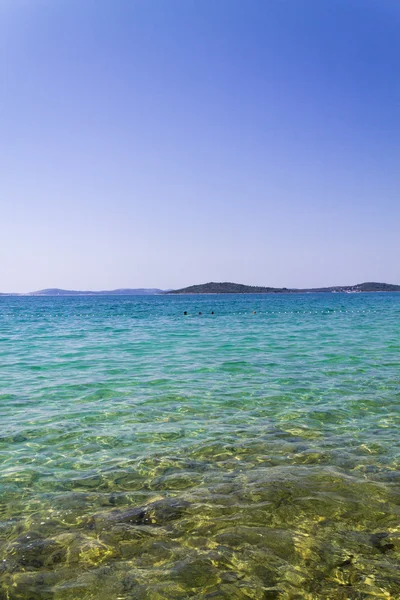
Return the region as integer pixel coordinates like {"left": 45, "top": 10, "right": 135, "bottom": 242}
{"left": 89, "top": 497, "right": 190, "bottom": 531}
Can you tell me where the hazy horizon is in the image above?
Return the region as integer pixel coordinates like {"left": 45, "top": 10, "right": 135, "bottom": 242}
{"left": 1, "top": 0, "right": 399, "bottom": 293}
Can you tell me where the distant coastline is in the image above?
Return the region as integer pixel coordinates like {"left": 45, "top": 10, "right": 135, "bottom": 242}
{"left": 1, "top": 281, "right": 400, "bottom": 296}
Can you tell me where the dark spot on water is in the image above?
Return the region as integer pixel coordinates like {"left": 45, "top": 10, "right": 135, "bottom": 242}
{"left": 14, "top": 532, "right": 42, "bottom": 545}
{"left": 371, "top": 532, "right": 388, "bottom": 544}
{"left": 114, "top": 507, "right": 147, "bottom": 525}
{"left": 220, "top": 572, "right": 242, "bottom": 583}
{"left": 370, "top": 532, "right": 394, "bottom": 553}
{"left": 263, "top": 590, "right": 282, "bottom": 600}
{"left": 121, "top": 573, "right": 139, "bottom": 592}
{"left": 365, "top": 465, "right": 380, "bottom": 473}
{"left": 12, "top": 434, "right": 28, "bottom": 443}
{"left": 274, "top": 490, "right": 293, "bottom": 508}
{"left": 50, "top": 549, "right": 64, "bottom": 564}
{"left": 185, "top": 459, "right": 208, "bottom": 471}
{"left": 11, "top": 537, "right": 66, "bottom": 570}
{"left": 253, "top": 564, "right": 277, "bottom": 586}
{"left": 171, "top": 556, "right": 218, "bottom": 587}
{"left": 337, "top": 554, "right": 354, "bottom": 568}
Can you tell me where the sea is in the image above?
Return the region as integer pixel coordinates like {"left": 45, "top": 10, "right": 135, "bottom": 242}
{"left": 0, "top": 293, "right": 399, "bottom": 600}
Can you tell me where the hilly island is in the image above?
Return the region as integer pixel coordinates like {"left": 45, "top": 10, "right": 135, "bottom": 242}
{"left": 166, "top": 281, "right": 400, "bottom": 294}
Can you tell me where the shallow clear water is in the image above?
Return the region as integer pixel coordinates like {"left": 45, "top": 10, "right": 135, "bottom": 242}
{"left": 0, "top": 293, "right": 399, "bottom": 599}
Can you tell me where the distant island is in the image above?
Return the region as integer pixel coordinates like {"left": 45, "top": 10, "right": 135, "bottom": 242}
{"left": 166, "top": 281, "right": 400, "bottom": 294}
{"left": 1, "top": 282, "right": 399, "bottom": 296}
{"left": 0, "top": 288, "right": 164, "bottom": 296}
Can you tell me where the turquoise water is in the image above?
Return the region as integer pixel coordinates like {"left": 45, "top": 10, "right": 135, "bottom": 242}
{"left": 0, "top": 293, "right": 399, "bottom": 599}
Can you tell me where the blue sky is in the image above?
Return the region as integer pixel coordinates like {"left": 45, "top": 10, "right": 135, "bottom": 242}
{"left": 1, "top": 0, "right": 399, "bottom": 291}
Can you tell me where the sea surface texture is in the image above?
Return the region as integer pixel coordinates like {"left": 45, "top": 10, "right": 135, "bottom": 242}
{"left": 0, "top": 294, "right": 399, "bottom": 600}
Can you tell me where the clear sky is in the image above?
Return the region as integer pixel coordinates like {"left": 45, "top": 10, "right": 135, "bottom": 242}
{"left": 1, "top": 0, "right": 399, "bottom": 292}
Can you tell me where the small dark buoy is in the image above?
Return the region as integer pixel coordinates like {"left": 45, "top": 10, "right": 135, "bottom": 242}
{"left": 199, "top": 311, "right": 202, "bottom": 315}
{"left": 253, "top": 311, "right": 257, "bottom": 314}
{"left": 211, "top": 311, "right": 214, "bottom": 315}
{"left": 183, "top": 311, "right": 187, "bottom": 315}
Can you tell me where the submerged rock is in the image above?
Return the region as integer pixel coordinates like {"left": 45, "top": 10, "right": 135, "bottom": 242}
{"left": 6, "top": 534, "right": 66, "bottom": 570}
{"left": 88, "top": 497, "right": 191, "bottom": 531}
